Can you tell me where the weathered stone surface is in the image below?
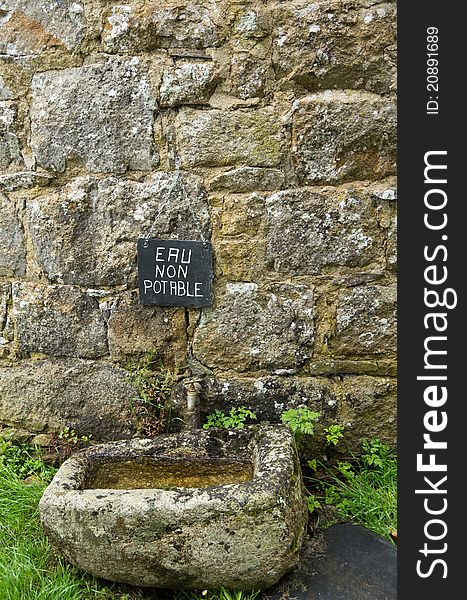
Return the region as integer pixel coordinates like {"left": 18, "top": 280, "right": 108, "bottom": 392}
{"left": 39, "top": 426, "right": 307, "bottom": 589}
{"left": 213, "top": 239, "right": 264, "bottom": 281}
{"left": 0, "top": 359, "right": 137, "bottom": 439}
{"left": 230, "top": 52, "right": 270, "bottom": 99}
{"left": 177, "top": 108, "right": 283, "bottom": 168}
{"left": 218, "top": 192, "right": 265, "bottom": 236}
{"left": 30, "top": 59, "right": 158, "bottom": 173}
{"left": 107, "top": 291, "right": 187, "bottom": 363}
{"left": 0, "top": 101, "right": 22, "bottom": 170}
{"left": 291, "top": 91, "right": 396, "bottom": 184}
{"left": 266, "top": 187, "right": 382, "bottom": 275}
{"left": 338, "top": 375, "right": 396, "bottom": 447}
{"left": 0, "top": 191, "right": 26, "bottom": 277}
{"left": 160, "top": 60, "right": 218, "bottom": 107}
{"left": 0, "top": 0, "right": 398, "bottom": 454}
{"left": 0, "top": 284, "right": 9, "bottom": 329}
{"left": 193, "top": 282, "right": 314, "bottom": 372}
{"left": 0, "top": 0, "right": 86, "bottom": 56}
{"left": 102, "top": 1, "right": 225, "bottom": 53}
{"left": 386, "top": 214, "right": 397, "bottom": 272}
{"left": 211, "top": 192, "right": 267, "bottom": 278}
{"left": 0, "top": 170, "right": 54, "bottom": 192}
{"left": 0, "top": 73, "right": 13, "bottom": 100}
{"left": 171, "top": 374, "right": 396, "bottom": 448}
{"left": 12, "top": 283, "right": 108, "bottom": 358}
{"left": 210, "top": 166, "right": 284, "bottom": 192}
{"left": 272, "top": 0, "right": 396, "bottom": 94}
{"left": 231, "top": 4, "right": 271, "bottom": 41}
{"left": 190, "top": 376, "right": 333, "bottom": 422}
{"left": 0, "top": 283, "right": 12, "bottom": 357}
{"left": 332, "top": 284, "right": 397, "bottom": 357}
{"left": 27, "top": 172, "right": 210, "bottom": 287}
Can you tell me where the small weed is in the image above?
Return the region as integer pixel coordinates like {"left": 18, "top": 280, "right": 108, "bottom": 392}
{"left": 307, "top": 438, "right": 397, "bottom": 542}
{"left": 58, "top": 426, "right": 92, "bottom": 445}
{"left": 323, "top": 424, "right": 345, "bottom": 447}
{"left": 47, "top": 426, "right": 93, "bottom": 462}
{"left": 126, "top": 353, "right": 180, "bottom": 436}
{"left": 305, "top": 495, "right": 322, "bottom": 514}
{"left": 280, "top": 407, "right": 320, "bottom": 436}
{"left": 361, "top": 438, "right": 392, "bottom": 468}
{"left": 177, "top": 589, "right": 261, "bottom": 600}
{"left": 0, "top": 438, "right": 56, "bottom": 481}
{"left": 203, "top": 407, "right": 257, "bottom": 430}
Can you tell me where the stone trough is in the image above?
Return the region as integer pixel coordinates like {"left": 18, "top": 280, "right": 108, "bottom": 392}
{"left": 39, "top": 425, "right": 308, "bottom": 590}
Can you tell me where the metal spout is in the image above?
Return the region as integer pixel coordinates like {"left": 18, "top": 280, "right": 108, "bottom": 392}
{"left": 184, "top": 378, "right": 202, "bottom": 432}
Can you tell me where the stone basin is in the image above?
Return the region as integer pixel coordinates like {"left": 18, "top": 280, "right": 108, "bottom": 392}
{"left": 39, "top": 424, "right": 308, "bottom": 590}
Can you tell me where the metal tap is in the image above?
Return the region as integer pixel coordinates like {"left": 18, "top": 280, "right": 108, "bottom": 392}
{"left": 184, "top": 378, "right": 202, "bottom": 432}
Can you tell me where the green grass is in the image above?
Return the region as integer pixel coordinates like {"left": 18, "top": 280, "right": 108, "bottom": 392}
{"left": 176, "top": 590, "right": 260, "bottom": 600}
{"left": 0, "top": 455, "right": 103, "bottom": 599}
{"left": 307, "top": 439, "right": 397, "bottom": 541}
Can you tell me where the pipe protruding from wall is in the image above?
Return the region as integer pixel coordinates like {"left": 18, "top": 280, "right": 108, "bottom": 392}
{"left": 184, "top": 378, "right": 202, "bottom": 432}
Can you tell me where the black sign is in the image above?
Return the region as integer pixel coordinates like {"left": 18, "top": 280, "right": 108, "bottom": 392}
{"left": 137, "top": 239, "right": 213, "bottom": 307}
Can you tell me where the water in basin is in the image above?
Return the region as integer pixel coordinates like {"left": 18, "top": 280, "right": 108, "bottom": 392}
{"left": 85, "top": 457, "right": 254, "bottom": 490}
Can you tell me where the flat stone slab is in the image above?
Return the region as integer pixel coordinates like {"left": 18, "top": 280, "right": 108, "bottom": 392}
{"left": 267, "top": 523, "right": 396, "bottom": 600}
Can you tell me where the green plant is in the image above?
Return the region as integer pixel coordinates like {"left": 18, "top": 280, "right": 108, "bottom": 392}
{"left": 126, "top": 353, "right": 179, "bottom": 436}
{"left": 280, "top": 407, "right": 320, "bottom": 436}
{"left": 361, "top": 438, "right": 392, "bottom": 468}
{"left": 324, "top": 424, "right": 345, "bottom": 447}
{"left": 0, "top": 439, "right": 56, "bottom": 481}
{"left": 203, "top": 407, "right": 257, "bottom": 430}
{"left": 310, "top": 439, "right": 397, "bottom": 541}
{"left": 306, "top": 495, "right": 322, "bottom": 514}
{"left": 177, "top": 588, "right": 261, "bottom": 600}
{"left": 58, "top": 427, "right": 92, "bottom": 445}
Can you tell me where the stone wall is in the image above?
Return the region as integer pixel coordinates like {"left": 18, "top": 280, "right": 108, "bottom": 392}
{"left": 0, "top": 0, "right": 397, "bottom": 447}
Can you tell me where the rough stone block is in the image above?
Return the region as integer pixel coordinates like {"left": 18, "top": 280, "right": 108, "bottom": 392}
{"left": 0, "top": 284, "right": 9, "bottom": 329}
{"left": 210, "top": 167, "right": 284, "bottom": 192}
{"left": 219, "top": 193, "right": 265, "bottom": 236}
{"left": 0, "top": 0, "right": 86, "bottom": 56}
{"left": 30, "top": 59, "right": 158, "bottom": 173}
{"left": 27, "top": 172, "right": 210, "bottom": 287}
{"left": 231, "top": 4, "right": 271, "bottom": 41}
{"left": 213, "top": 239, "right": 264, "bottom": 281}
{"left": 102, "top": 2, "right": 225, "bottom": 53}
{"left": 107, "top": 291, "right": 187, "bottom": 364}
{"left": 272, "top": 0, "right": 396, "bottom": 94}
{"left": 0, "top": 191, "right": 26, "bottom": 277}
{"left": 0, "top": 101, "right": 22, "bottom": 170}
{"left": 12, "top": 283, "right": 108, "bottom": 359}
{"left": 192, "top": 282, "right": 314, "bottom": 372}
{"left": 336, "top": 375, "right": 397, "bottom": 448}
{"left": 291, "top": 91, "right": 396, "bottom": 184}
{"left": 160, "top": 60, "right": 218, "bottom": 107}
{"left": 193, "top": 376, "right": 332, "bottom": 422}
{"left": 332, "top": 284, "right": 397, "bottom": 357}
{"left": 0, "top": 359, "right": 137, "bottom": 439}
{"left": 0, "top": 171, "right": 54, "bottom": 192}
{"left": 0, "top": 284, "right": 11, "bottom": 356}
{"left": 177, "top": 108, "right": 283, "bottom": 168}
{"left": 266, "top": 187, "right": 383, "bottom": 275}
{"left": 386, "top": 216, "right": 397, "bottom": 271}
{"left": 230, "top": 53, "right": 270, "bottom": 99}
{"left": 171, "top": 374, "right": 396, "bottom": 449}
